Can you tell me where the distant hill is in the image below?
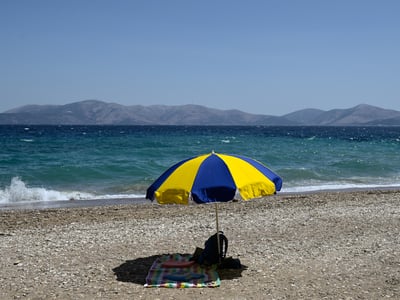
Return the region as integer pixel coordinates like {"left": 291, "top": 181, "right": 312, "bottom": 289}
{"left": 1, "top": 100, "right": 400, "bottom": 126}
{"left": 282, "top": 104, "right": 400, "bottom": 126}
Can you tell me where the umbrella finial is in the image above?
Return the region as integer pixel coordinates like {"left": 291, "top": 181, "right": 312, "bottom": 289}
{"left": 212, "top": 149, "right": 215, "bottom": 154}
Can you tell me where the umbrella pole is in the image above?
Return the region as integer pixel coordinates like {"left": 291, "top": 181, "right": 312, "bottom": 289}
{"left": 215, "top": 202, "right": 221, "bottom": 264}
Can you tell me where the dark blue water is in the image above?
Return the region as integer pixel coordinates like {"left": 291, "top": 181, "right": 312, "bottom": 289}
{"left": 1, "top": 125, "right": 400, "bottom": 203}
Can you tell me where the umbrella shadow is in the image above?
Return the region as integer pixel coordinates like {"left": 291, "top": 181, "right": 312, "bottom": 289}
{"left": 112, "top": 254, "right": 248, "bottom": 285}
{"left": 218, "top": 263, "right": 248, "bottom": 280}
{"left": 113, "top": 254, "right": 162, "bottom": 285}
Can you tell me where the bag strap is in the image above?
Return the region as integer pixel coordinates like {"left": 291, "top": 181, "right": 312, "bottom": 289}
{"left": 219, "top": 231, "right": 228, "bottom": 259}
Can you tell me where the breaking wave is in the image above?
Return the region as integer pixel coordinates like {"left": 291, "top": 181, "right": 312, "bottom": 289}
{"left": 0, "top": 177, "right": 144, "bottom": 204}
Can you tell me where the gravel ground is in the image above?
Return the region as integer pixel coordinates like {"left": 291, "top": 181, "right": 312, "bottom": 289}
{"left": 1, "top": 190, "right": 399, "bottom": 299}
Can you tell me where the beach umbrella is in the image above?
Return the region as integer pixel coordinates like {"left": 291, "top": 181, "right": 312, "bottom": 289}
{"left": 146, "top": 151, "right": 282, "bottom": 262}
{"left": 146, "top": 151, "right": 282, "bottom": 232}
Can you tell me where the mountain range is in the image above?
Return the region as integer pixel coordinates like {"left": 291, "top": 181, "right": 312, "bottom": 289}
{"left": 1, "top": 100, "right": 400, "bottom": 126}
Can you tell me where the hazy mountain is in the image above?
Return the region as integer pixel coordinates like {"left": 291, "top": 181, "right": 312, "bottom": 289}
{"left": 296, "top": 104, "right": 400, "bottom": 125}
{"left": 1, "top": 100, "right": 293, "bottom": 125}
{"left": 282, "top": 108, "right": 325, "bottom": 125}
{"left": 1, "top": 100, "right": 400, "bottom": 126}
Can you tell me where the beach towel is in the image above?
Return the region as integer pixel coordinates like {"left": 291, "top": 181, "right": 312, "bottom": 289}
{"left": 144, "top": 253, "right": 220, "bottom": 288}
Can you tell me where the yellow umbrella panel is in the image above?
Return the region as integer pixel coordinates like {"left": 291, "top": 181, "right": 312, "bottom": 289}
{"left": 146, "top": 152, "right": 282, "bottom": 205}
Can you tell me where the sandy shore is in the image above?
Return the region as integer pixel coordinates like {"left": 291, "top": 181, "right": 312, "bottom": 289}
{"left": 1, "top": 190, "right": 399, "bottom": 299}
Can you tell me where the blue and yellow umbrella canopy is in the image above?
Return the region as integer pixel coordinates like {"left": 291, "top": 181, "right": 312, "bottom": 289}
{"left": 146, "top": 152, "right": 282, "bottom": 205}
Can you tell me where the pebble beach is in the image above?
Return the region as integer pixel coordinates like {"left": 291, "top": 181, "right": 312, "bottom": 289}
{"left": 1, "top": 190, "right": 399, "bottom": 299}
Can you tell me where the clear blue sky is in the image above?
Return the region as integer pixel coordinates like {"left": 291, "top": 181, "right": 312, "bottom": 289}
{"left": 1, "top": 0, "right": 399, "bottom": 116}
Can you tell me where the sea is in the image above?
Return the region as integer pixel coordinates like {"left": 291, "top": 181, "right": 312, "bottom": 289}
{"left": 1, "top": 125, "right": 400, "bottom": 206}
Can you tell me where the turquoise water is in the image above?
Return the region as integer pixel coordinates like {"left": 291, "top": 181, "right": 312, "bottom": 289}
{"left": 1, "top": 125, "right": 400, "bottom": 203}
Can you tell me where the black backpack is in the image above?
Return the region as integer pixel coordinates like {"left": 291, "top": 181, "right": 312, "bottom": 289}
{"left": 197, "top": 231, "right": 228, "bottom": 265}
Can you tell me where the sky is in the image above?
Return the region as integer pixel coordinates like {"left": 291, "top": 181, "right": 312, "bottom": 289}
{"left": 1, "top": 0, "right": 399, "bottom": 116}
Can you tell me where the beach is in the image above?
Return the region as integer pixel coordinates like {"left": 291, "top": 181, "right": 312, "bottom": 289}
{"left": 1, "top": 190, "right": 399, "bottom": 299}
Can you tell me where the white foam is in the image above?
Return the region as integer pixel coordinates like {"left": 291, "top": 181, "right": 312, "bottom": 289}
{"left": 0, "top": 177, "right": 144, "bottom": 204}
{"left": 2, "top": 177, "right": 399, "bottom": 205}
{"left": 282, "top": 182, "right": 400, "bottom": 193}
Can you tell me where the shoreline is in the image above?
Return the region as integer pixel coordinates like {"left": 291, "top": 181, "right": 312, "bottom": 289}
{"left": 0, "top": 197, "right": 149, "bottom": 211}
{"left": 1, "top": 189, "right": 399, "bottom": 299}
{"left": 1, "top": 185, "right": 400, "bottom": 211}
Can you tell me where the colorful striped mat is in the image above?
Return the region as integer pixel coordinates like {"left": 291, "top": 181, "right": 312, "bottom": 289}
{"left": 144, "top": 253, "right": 220, "bottom": 288}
